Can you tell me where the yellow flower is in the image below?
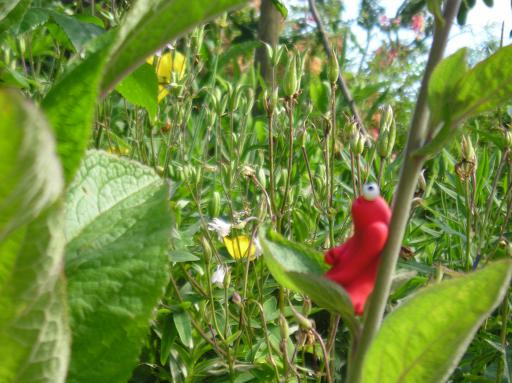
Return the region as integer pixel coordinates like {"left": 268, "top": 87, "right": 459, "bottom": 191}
{"left": 223, "top": 235, "right": 256, "bottom": 260}
{"left": 146, "top": 51, "right": 186, "bottom": 102}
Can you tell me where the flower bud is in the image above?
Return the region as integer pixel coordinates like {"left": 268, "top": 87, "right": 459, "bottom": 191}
{"left": 418, "top": 170, "right": 427, "bottom": 192}
{"left": 279, "top": 314, "right": 289, "bottom": 339}
{"left": 292, "top": 310, "right": 313, "bottom": 330}
{"left": 303, "top": 298, "right": 312, "bottom": 316}
{"left": 283, "top": 55, "right": 299, "bottom": 98}
{"left": 257, "top": 167, "right": 267, "bottom": 189}
{"left": 328, "top": 51, "right": 339, "bottom": 84}
{"left": 232, "top": 291, "right": 242, "bottom": 305}
{"left": 461, "top": 135, "right": 476, "bottom": 163}
{"left": 209, "top": 191, "right": 221, "bottom": 218}
{"left": 223, "top": 268, "right": 231, "bottom": 289}
{"left": 201, "top": 236, "right": 212, "bottom": 263}
{"left": 350, "top": 129, "right": 365, "bottom": 155}
{"left": 377, "top": 105, "right": 396, "bottom": 158}
{"left": 504, "top": 129, "right": 512, "bottom": 150}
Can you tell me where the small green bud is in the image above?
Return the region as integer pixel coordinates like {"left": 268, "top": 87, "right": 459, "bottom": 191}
{"left": 350, "top": 130, "right": 365, "bottom": 155}
{"left": 328, "top": 51, "right": 339, "bottom": 84}
{"left": 209, "top": 191, "right": 221, "bottom": 218}
{"left": 504, "top": 129, "right": 512, "bottom": 150}
{"left": 257, "top": 167, "right": 267, "bottom": 189}
{"left": 279, "top": 314, "right": 289, "bottom": 339}
{"left": 377, "top": 105, "right": 396, "bottom": 158}
{"left": 283, "top": 55, "right": 299, "bottom": 98}
{"left": 303, "top": 298, "right": 312, "bottom": 317}
{"left": 461, "top": 135, "right": 476, "bottom": 163}
{"left": 201, "top": 236, "right": 212, "bottom": 263}
{"left": 223, "top": 268, "right": 231, "bottom": 289}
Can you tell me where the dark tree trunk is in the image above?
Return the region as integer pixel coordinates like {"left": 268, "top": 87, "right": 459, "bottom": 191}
{"left": 254, "top": 0, "right": 282, "bottom": 87}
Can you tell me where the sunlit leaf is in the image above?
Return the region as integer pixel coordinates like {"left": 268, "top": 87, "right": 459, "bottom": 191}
{"left": 65, "top": 150, "right": 173, "bottom": 383}
{"left": 362, "top": 260, "right": 512, "bottom": 383}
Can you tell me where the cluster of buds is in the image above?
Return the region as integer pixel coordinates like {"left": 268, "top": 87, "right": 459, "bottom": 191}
{"left": 282, "top": 51, "right": 307, "bottom": 102}
{"left": 349, "top": 123, "right": 365, "bottom": 155}
{"left": 456, "top": 135, "right": 477, "bottom": 180}
{"left": 377, "top": 105, "right": 396, "bottom": 159}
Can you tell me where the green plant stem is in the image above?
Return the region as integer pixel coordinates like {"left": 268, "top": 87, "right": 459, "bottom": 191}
{"left": 350, "top": 152, "right": 357, "bottom": 197}
{"left": 328, "top": 84, "right": 337, "bottom": 247}
{"left": 378, "top": 157, "right": 385, "bottom": 187}
{"left": 278, "top": 99, "right": 295, "bottom": 231}
{"left": 268, "top": 110, "right": 277, "bottom": 225}
{"left": 464, "top": 178, "right": 472, "bottom": 270}
{"left": 495, "top": 289, "right": 510, "bottom": 382}
{"left": 346, "top": 2, "right": 461, "bottom": 382}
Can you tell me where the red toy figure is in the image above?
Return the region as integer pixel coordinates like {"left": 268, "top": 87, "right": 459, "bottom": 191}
{"left": 325, "top": 183, "right": 391, "bottom": 315}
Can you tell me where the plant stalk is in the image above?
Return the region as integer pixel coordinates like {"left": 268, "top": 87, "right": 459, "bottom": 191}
{"left": 346, "top": 2, "right": 461, "bottom": 382}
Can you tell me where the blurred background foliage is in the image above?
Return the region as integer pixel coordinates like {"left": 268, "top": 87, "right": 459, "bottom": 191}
{"left": 1, "top": 0, "right": 511, "bottom": 381}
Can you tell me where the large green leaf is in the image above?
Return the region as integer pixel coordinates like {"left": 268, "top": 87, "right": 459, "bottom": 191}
{"left": 259, "top": 230, "right": 358, "bottom": 332}
{"left": 0, "top": 0, "right": 23, "bottom": 21}
{"left": 64, "top": 150, "right": 173, "bottom": 383}
{"left": 362, "top": 260, "right": 512, "bottom": 383}
{"left": 50, "top": 11, "right": 104, "bottom": 52}
{"left": 0, "top": 89, "right": 69, "bottom": 383}
{"left": 454, "top": 45, "right": 512, "bottom": 121}
{"left": 100, "top": 0, "right": 248, "bottom": 94}
{"left": 428, "top": 48, "right": 468, "bottom": 128}
{"left": 42, "top": 49, "right": 108, "bottom": 184}
{"left": 115, "top": 63, "right": 158, "bottom": 120}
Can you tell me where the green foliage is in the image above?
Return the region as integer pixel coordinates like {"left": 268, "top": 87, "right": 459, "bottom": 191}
{"left": 362, "top": 260, "right": 512, "bottom": 383}
{"left": 115, "top": 63, "right": 158, "bottom": 120}
{"left": 42, "top": 50, "right": 107, "bottom": 184}
{"left": 260, "top": 230, "right": 358, "bottom": 332}
{"left": 65, "top": 151, "right": 172, "bottom": 383}
{"left": 100, "top": 0, "right": 247, "bottom": 94}
{"left": 0, "top": 89, "right": 69, "bottom": 383}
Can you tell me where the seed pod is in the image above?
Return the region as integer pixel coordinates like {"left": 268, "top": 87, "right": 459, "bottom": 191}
{"left": 303, "top": 298, "right": 312, "bottom": 316}
{"left": 257, "top": 167, "right": 267, "bottom": 189}
{"left": 461, "top": 135, "right": 476, "bottom": 163}
{"left": 283, "top": 55, "right": 299, "bottom": 98}
{"left": 279, "top": 314, "right": 289, "bottom": 339}
{"left": 201, "top": 236, "right": 212, "bottom": 263}
{"left": 350, "top": 130, "right": 365, "bottom": 155}
{"left": 377, "top": 105, "right": 396, "bottom": 158}
{"left": 209, "top": 191, "right": 221, "bottom": 218}
{"left": 504, "top": 129, "right": 512, "bottom": 150}
{"left": 328, "top": 50, "right": 339, "bottom": 84}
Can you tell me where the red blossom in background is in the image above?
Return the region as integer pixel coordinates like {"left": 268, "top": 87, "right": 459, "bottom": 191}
{"left": 411, "top": 13, "right": 425, "bottom": 36}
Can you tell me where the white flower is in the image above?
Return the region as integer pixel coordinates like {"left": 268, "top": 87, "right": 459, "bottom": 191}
{"left": 253, "top": 236, "right": 263, "bottom": 259}
{"left": 211, "top": 265, "right": 228, "bottom": 286}
{"left": 208, "top": 218, "right": 232, "bottom": 239}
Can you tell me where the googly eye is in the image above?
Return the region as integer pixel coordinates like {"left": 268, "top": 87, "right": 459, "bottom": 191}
{"left": 362, "top": 183, "right": 380, "bottom": 201}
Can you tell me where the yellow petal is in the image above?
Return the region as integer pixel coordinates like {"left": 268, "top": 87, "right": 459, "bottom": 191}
{"left": 223, "top": 235, "right": 255, "bottom": 260}
{"left": 146, "top": 51, "right": 186, "bottom": 84}
{"left": 157, "top": 85, "right": 168, "bottom": 102}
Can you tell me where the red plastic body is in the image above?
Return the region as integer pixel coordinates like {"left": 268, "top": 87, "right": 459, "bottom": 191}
{"left": 325, "top": 196, "right": 391, "bottom": 315}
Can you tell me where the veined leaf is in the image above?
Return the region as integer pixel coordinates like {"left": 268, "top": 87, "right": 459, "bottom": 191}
{"left": 64, "top": 150, "right": 173, "bottom": 383}
{"left": 362, "top": 260, "right": 512, "bottom": 383}
{"left": 0, "top": 89, "right": 69, "bottom": 383}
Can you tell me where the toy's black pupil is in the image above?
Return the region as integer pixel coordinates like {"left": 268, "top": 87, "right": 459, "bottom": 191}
{"left": 368, "top": 186, "right": 373, "bottom": 190}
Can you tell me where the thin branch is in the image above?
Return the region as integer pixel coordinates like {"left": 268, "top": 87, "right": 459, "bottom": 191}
{"left": 346, "top": 1, "right": 462, "bottom": 382}
{"left": 308, "top": 0, "right": 367, "bottom": 135}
